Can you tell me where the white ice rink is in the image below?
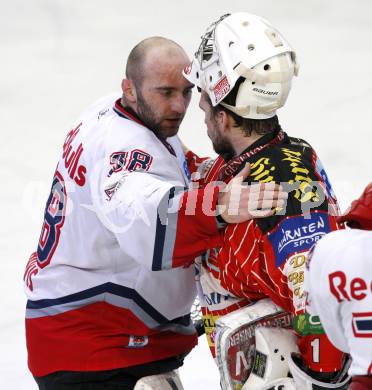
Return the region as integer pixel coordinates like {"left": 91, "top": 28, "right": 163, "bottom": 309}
{"left": 1, "top": 0, "right": 371, "bottom": 388}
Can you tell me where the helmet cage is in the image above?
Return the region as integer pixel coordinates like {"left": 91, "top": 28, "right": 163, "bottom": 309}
{"left": 196, "top": 13, "right": 231, "bottom": 71}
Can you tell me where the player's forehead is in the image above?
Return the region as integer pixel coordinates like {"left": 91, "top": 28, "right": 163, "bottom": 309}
{"left": 144, "top": 43, "right": 188, "bottom": 65}
{"left": 142, "top": 66, "right": 192, "bottom": 92}
{"left": 141, "top": 45, "right": 190, "bottom": 87}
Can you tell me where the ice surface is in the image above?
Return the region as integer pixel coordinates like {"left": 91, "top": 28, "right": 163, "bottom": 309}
{"left": 1, "top": 0, "right": 371, "bottom": 388}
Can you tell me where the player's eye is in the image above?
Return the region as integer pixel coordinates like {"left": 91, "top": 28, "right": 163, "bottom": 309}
{"left": 183, "top": 88, "right": 193, "bottom": 97}
{"left": 159, "top": 89, "right": 173, "bottom": 97}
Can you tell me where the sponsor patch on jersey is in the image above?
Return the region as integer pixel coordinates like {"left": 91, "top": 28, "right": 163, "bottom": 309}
{"left": 127, "top": 335, "right": 149, "bottom": 348}
{"left": 213, "top": 76, "right": 230, "bottom": 103}
{"left": 202, "top": 312, "right": 220, "bottom": 350}
{"left": 249, "top": 156, "right": 276, "bottom": 183}
{"left": 281, "top": 148, "right": 321, "bottom": 203}
{"left": 293, "top": 313, "right": 325, "bottom": 336}
{"left": 284, "top": 252, "right": 307, "bottom": 313}
{"left": 267, "top": 212, "right": 331, "bottom": 267}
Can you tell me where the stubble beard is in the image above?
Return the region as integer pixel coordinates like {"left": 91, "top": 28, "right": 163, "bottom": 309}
{"left": 136, "top": 90, "right": 179, "bottom": 139}
{"left": 210, "top": 120, "right": 235, "bottom": 161}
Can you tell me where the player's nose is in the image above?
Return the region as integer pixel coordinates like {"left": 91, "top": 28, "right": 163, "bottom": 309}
{"left": 171, "top": 94, "right": 188, "bottom": 115}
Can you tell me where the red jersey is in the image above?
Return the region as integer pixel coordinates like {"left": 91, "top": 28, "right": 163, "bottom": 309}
{"left": 187, "top": 128, "right": 344, "bottom": 373}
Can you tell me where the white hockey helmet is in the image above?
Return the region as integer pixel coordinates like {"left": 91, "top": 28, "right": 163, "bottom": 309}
{"left": 183, "top": 13, "right": 299, "bottom": 119}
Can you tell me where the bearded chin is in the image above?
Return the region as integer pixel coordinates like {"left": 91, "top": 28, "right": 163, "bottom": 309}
{"left": 213, "top": 135, "right": 235, "bottom": 161}
{"left": 136, "top": 101, "right": 161, "bottom": 135}
{"left": 135, "top": 91, "right": 168, "bottom": 138}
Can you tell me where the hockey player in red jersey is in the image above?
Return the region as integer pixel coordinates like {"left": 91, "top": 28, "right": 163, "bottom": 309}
{"left": 183, "top": 12, "right": 350, "bottom": 389}
{"left": 306, "top": 183, "right": 372, "bottom": 390}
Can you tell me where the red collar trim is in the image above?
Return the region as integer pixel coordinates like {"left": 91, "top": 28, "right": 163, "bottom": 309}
{"left": 113, "top": 99, "right": 144, "bottom": 126}
{"left": 113, "top": 98, "right": 176, "bottom": 157}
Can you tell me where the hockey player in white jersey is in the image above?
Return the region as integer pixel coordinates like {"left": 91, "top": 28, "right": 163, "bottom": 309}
{"left": 306, "top": 183, "right": 372, "bottom": 390}
{"left": 24, "top": 37, "right": 286, "bottom": 390}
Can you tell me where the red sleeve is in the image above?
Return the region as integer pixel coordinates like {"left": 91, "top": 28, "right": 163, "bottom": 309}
{"left": 185, "top": 151, "right": 224, "bottom": 189}
{"left": 172, "top": 185, "right": 223, "bottom": 268}
{"left": 185, "top": 150, "right": 210, "bottom": 176}
{"left": 149, "top": 182, "right": 224, "bottom": 271}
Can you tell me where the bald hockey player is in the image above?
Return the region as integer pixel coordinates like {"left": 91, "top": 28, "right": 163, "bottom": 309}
{"left": 23, "top": 36, "right": 286, "bottom": 390}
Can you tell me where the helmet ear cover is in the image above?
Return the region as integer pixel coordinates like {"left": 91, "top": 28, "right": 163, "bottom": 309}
{"left": 338, "top": 183, "right": 372, "bottom": 230}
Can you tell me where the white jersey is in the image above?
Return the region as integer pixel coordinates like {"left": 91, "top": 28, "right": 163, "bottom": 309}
{"left": 24, "top": 95, "right": 220, "bottom": 376}
{"left": 306, "top": 228, "right": 372, "bottom": 376}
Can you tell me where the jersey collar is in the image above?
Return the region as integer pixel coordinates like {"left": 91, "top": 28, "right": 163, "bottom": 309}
{"left": 113, "top": 99, "right": 145, "bottom": 126}
{"left": 113, "top": 98, "right": 176, "bottom": 157}
{"left": 218, "top": 127, "right": 287, "bottom": 181}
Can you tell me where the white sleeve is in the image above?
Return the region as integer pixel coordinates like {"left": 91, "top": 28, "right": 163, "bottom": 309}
{"left": 89, "top": 129, "right": 220, "bottom": 271}
{"left": 104, "top": 170, "right": 186, "bottom": 270}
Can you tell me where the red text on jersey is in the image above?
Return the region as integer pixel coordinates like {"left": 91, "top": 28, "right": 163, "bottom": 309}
{"left": 329, "top": 270, "right": 371, "bottom": 302}
{"left": 62, "top": 122, "right": 87, "bottom": 186}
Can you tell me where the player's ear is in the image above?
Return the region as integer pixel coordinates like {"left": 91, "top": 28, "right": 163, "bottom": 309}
{"left": 217, "top": 110, "right": 230, "bottom": 134}
{"left": 121, "top": 79, "right": 137, "bottom": 103}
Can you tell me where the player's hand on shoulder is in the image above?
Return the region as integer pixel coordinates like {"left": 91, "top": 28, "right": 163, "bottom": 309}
{"left": 217, "top": 163, "right": 288, "bottom": 224}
